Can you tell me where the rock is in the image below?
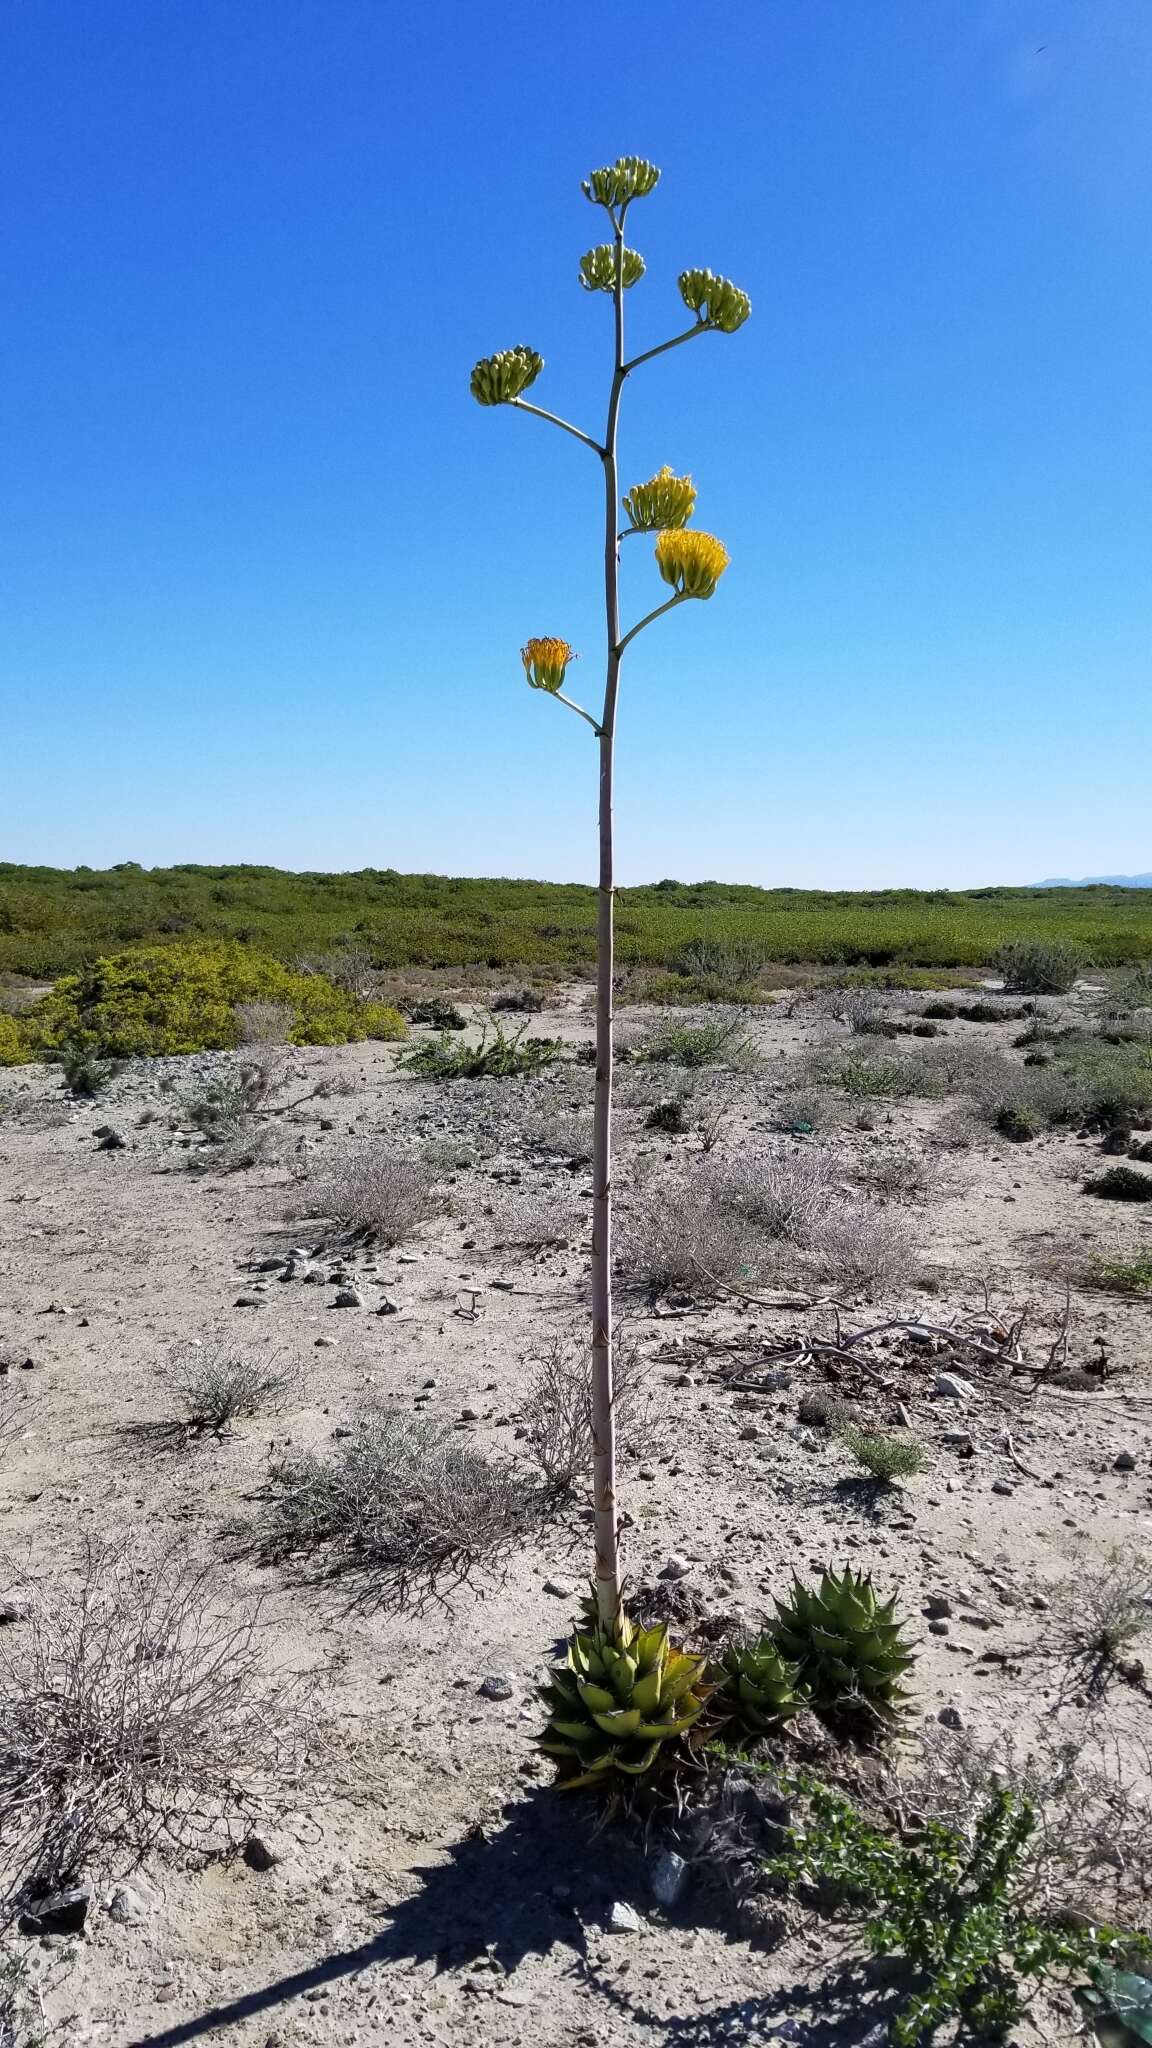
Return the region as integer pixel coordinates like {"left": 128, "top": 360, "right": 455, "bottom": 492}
{"left": 314, "top": 1335, "right": 335, "bottom": 1347}
{"left": 332, "top": 1288, "right": 364, "bottom": 1309}
{"left": 934, "top": 1371, "right": 974, "bottom": 1400}
{"left": 942, "top": 1429, "right": 974, "bottom": 1447}
{"left": 19, "top": 1882, "right": 91, "bottom": 1935}
{"left": 242, "top": 1833, "right": 283, "bottom": 1872}
{"left": 542, "top": 1580, "right": 573, "bottom": 1598}
{"left": 96, "top": 1129, "right": 126, "bottom": 1150}
{"left": 659, "top": 1556, "right": 691, "bottom": 1581}
{"left": 649, "top": 1849, "right": 688, "bottom": 1908}
{"left": 460, "top": 1407, "right": 481, "bottom": 1422}
{"left": 107, "top": 1883, "right": 151, "bottom": 1926}
{"left": 638, "top": 1465, "right": 657, "bottom": 1480}
{"left": 234, "top": 1293, "right": 265, "bottom": 1308}
{"left": 923, "top": 1594, "right": 953, "bottom": 1619}
{"left": 991, "top": 1480, "right": 1014, "bottom": 1496}
{"left": 478, "top": 1674, "right": 514, "bottom": 1701}
{"left": 376, "top": 1296, "right": 401, "bottom": 1316}
{"left": 607, "top": 1900, "right": 643, "bottom": 1933}
{"left": 937, "top": 1704, "right": 965, "bottom": 1730}
{"left": 1113, "top": 1450, "right": 1137, "bottom": 1472}
{"left": 0, "top": 1597, "right": 30, "bottom": 1624}
{"left": 928, "top": 1620, "right": 950, "bottom": 1636}
{"left": 254, "top": 1255, "right": 286, "bottom": 1272}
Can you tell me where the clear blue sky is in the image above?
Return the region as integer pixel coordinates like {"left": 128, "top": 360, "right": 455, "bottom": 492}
{"left": 3, "top": 0, "right": 1150, "bottom": 888}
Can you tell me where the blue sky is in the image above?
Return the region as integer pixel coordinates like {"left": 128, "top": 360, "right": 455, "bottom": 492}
{"left": 2, "top": 0, "right": 1150, "bottom": 888}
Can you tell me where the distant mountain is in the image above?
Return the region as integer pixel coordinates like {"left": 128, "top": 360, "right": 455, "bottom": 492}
{"left": 1032, "top": 873, "right": 1152, "bottom": 888}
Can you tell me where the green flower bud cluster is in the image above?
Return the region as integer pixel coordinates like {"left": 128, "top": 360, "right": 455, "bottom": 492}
{"left": 622, "top": 465, "right": 696, "bottom": 531}
{"left": 678, "top": 268, "right": 751, "bottom": 333}
{"left": 579, "top": 244, "right": 646, "bottom": 293}
{"left": 582, "top": 157, "right": 661, "bottom": 209}
{"left": 469, "top": 345, "right": 544, "bottom": 407}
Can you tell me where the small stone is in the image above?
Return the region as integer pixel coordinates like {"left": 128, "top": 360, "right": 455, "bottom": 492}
{"left": 254, "top": 1255, "right": 286, "bottom": 1272}
{"left": 659, "top": 1556, "right": 691, "bottom": 1581}
{"left": 460, "top": 1407, "right": 481, "bottom": 1422}
{"left": 928, "top": 1620, "right": 950, "bottom": 1637}
{"left": 649, "top": 1849, "right": 687, "bottom": 1908}
{"left": 923, "top": 1594, "right": 953, "bottom": 1619}
{"left": 934, "top": 1371, "right": 974, "bottom": 1401}
{"left": 991, "top": 1480, "right": 1014, "bottom": 1496}
{"left": 542, "top": 1580, "right": 573, "bottom": 1598}
{"left": 107, "top": 1883, "right": 151, "bottom": 1926}
{"left": 315, "top": 1335, "right": 335, "bottom": 1347}
{"left": 937, "top": 1704, "right": 965, "bottom": 1730}
{"left": 738, "top": 1425, "right": 761, "bottom": 1442}
{"left": 332, "top": 1288, "right": 364, "bottom": 1309}
{"left": 1113, "top": 1450, "right": 1137, "bottom": 1472}
{"left": 96, "top": 1128, "right": 127, "bottom": 1150}
{"left": 638, "top": 1465, "right": 657, "bottom": 1481}
{"left": 0, "top": 1597, "right": 30, "bottom": 1624}
{"left": 234, "top": 1293, "right": 265, "bottom": 1309}
{"left": 479, "top": 1674, "right": 514, "bottom": 1701}
{"left": 607, "top": 1900, "right": 643, "bottom": 1933}
{"left": 376, "top": 1296, "right": 401, "bottom": 1316}
{"left": 942, "top": 1429, "right": 974, "bottom": 1448}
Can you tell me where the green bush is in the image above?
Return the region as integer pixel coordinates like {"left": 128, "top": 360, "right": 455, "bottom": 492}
{"left": 996, "top": 938, "right": 1086, "bottom": 995}
{"left": 21, "top": 943, "right": 407, "bottom": 1059}
{"left": 837, "top": 1422, "right": 925, "bottom": 1485}
{"left": 632, "top": 1018, "right": 755, "bottom": 1069}
{"left": 406, "top": 997, "right": 467, "bottom": 1030}
{"left": 1085, "top": 1165, "right": 1152, "bottom": 1203}
{"left": 398, "top": 1016, "right": 561, "bottom": 1080}
{"left": 0, "top": 1013, "right": 30, "bottom": 1066}
{"left": 1090, "top": 1255, "right": 1152, "bottom": 1294}
{"left": 764, "top": 1770, "right": 1141, "bottom": 2046}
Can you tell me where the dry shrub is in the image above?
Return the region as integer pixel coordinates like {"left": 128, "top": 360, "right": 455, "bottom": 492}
{"left": 618, "top": 1176, "right": 756, "bottom": 1293}
{"left": 482, "top": 1183, "right": 585, "bottom": 1251}
{"left": 1052, "top": 1546, "right": 1150, "bottom": 1689}
{"left": 234, "top": 1000, "right": 294, "bottom": 1046}
{"left": 259, "top": 1411, "right": 539, "bottom": 1605}
{"left": 158, "top": 1342, "right": 304, "bottom": 1437}
{"left": 852, "top": 1146, "right": 951, "bottom": 1204}
{"left": 520, "top": 1336, "right": 663, "bottom": 1493}
{"left": 304, "top": 1143, "right": 444, "bottom": 1244}
{"left": 907, "top": 1720, "right": 1152, "bottom": 1929}
{"left": 0, "top": 1541, "right": 313, "bottom": 1899}
{"left": 707, "top": 1148, "right": 842, "bottom": 1240}
{"left": 802, "top": 1201, "right": 921, "bottom": 1295}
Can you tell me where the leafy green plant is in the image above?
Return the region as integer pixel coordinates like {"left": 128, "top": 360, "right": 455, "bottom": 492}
{"left": 837, "top": 1421, "right": 925, "bottom": 1486}
{"left": 812, "top": 1051, "right": 934, "bottom": 1100}
{"left": 398, "top": 1016, "right": 561, "bottom": 1079}
{"left": 764, "top": 1770, "right": 1140, "bottom": 2046}
{"left": 1085, "top": 1165, "right": 1152, "bottom": 1202}
{"left": 714, "top": 1635, "right": 801, "bottom": 1734}
{"left": 645, "top": 1096, "right": 689, "bottom": 1133}
{"left": 537, "top": 1606, "right": 709, "bottom": 1789}
{"left": 994, "top": 1101, "right": 1043, "bottom": 1142}
{"left": 0, "top": 1013, "right": 30, "bottom": 1066}
{"left": 21, "top": 942, "right": 406, "bottom": 1058}
{"left": 771, "top": 1567, "right": 916, "bottom": 1731}
{"left": 56, "top": 1037, "right": 123, "bottom": 1096}
{"left": 491, "top": 987, "right": 545, "bottom": 1013}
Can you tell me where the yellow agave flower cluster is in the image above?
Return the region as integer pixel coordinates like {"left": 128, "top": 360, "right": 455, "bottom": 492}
{"left": 678, "top": 267, "right": 751, "bottom": 334}
{"left": 521, "top": 638, "right": 576, "bottom": 694}
{"left": 579, "top": 244, "right": 646, "bottom": 293}
{"left": 622, "top": 464, "right": 697, "bottom": 532}
{"left": 655, "top": 527, "right": 731, "bottom": 599}
{"left": 581, "top": 156, "right": 661, "bottom": 210}
{"left": 470, "top": 345, "right": 544, "bottom": 407}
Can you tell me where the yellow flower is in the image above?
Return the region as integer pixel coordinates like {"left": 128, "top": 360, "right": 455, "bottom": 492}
{"left": 654, "top": 530, "right": 730, "bottom": 599}
{"left": 622, "top": 465, "right": 696, "bottom": 532}
{"left": 677, "top": 269, "right": 751, "bottom": 334}
{"left": 521, "top": 638, "right": 577, "bottom": 693}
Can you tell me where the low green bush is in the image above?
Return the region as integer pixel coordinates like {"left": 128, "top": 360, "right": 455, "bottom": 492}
{"left": 0, "top": 1013, "right": 30, "bottom": 1066}
{"left": 996, "top": 938, "right": 1086, "bottom": 995}
{"left": 837, "top": 1422, "right": 925, "bottom": 1485}
{"left": 1085, "top": 1166, "right": 1152, "bottom": 1202}
{"left": 398, "top": 1017, "right": 561, "bottom": 1080}
{"left": 406, "top": 997, "right": 467, "bottom": 1030}
{"left": 632, "top": 1017, "right": 756, "bottom": 1068}
{"left": 20, "top": 943, "right": 406, "bottom": 1058}
{"left": 619, "top": 971, "right": 771, "bottom": 1006}
{"left": 1089, "top": 1255, "right": 1152, "bottom": 1294}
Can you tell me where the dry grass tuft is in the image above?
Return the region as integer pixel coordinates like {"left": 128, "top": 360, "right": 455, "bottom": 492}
{"left": 303, "top": 1143, "right": 444, "bottom": 1244}
{"left": 157, "top": 1342, "right": 304, "bottom": 1438}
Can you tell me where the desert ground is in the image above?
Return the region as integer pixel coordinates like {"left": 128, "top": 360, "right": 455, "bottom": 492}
{"left": 2, "top": 982, "right": 1150, "bottom": 2047}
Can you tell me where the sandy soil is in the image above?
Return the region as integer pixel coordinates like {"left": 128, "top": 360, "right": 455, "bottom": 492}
{"left": 2, "top": 988, "right": 1150, "bottom": 2048}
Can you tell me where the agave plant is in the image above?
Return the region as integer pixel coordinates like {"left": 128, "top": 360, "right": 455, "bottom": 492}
{"left": 715, "top": 1634, "right": 803, "bottom": 1734}
{"left": 538, "top": 1608, "right": 709, "bottom": 1789}
{"left": 771, "top": 1566, "right": 916, "bottom": 1730}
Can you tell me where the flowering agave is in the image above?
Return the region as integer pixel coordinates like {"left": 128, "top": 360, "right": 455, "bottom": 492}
{"left": 622, "top": 465, "right": 696, "bottom": 532}
{"left": 579, "top": 244, "right": 646, "bottom": 293}
{"left": 521, "top": 637, "right": 576, "bottom": 694}
{"left": 716, "top": 1635, "right": 802, "bottom": 1734}
{"left": 581, "top": 156, "right": 661, "bottom": 208}
{"left": 538, "top": 1609, "right": 709, "bottom": 1789}
{"left": 771, "top": 1567, "right": 917, "bottom": 1729}
{"left": 678, "top": 268, "right": 752, "bottom": 334}
{"left": 470, "top": 157, "right": 748, "bottom": 1652}
{"left": 470, "top": 346, "right": 544, "bottom": 406}
{"left": 655, "top": 528, "right": 731, "bottom": 599}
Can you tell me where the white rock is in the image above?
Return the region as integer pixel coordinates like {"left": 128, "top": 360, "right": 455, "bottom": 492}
{"left": 933, "top": 1371, "right": 974, "bottom": 1400}
{"left": 607, "top": 1899, "right": 642, "bottom": 1933}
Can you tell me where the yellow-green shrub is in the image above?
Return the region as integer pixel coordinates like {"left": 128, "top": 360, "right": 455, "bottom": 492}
{"left": 0, "top": 1012, "right": 30, "bottom": 1065}
{"left": 21, "top": 943, "right": 407, "bottom": 1059}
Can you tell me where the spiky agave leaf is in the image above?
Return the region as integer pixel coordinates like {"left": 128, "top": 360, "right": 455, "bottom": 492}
{"left": 537, "top": 1607, "right": 709, "bottom": 1791}
{"left": 715, "top": 1634, "right": 803, "bottom": 1734}
{"left": 771, "top": 1567, "right": 916, "bottom": 1731}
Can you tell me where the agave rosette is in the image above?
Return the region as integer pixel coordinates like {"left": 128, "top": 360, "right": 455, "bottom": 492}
{"left": 771, "top": 1566, "right": 916, "bottom": 1728}
{"left": 539, "top": 1609, "right": 709, "bottom": 1788}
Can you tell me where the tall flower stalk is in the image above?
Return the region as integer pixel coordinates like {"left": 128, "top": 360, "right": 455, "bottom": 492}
{"left": 472, "top": 157, "right": 748, "bottom": 1630}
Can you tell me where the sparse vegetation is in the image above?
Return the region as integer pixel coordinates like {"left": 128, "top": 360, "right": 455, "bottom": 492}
{"left": 519, "top": 1338, "right": 658, "bottom": 1495}
{"left": 405, "top": 997, "right": 467, "bottom": 1030}
{"left": 630, "top": 1016, "right": 756, "bottom": 1069}
{"left": 1053, "top": 1545, "right": 1150, "bottom": 1690}
{"left": 1086, "top": 1164, "right": 1152, "bottom": 1201}
{"left": 158, "top": 1343, "right": 302, "bottom": 1436}
{"left": 837, "top": 1421, "right": 925, "bottom": 1486}
{"left": 303, "top": 1143, "right": 444, "bottom": 1243}
{"left": 259, "top": 1411, "right": 539, "bottom": 1602}
{"left": 491, "top": 987, "right": 545, "bottom": 1013}
{"left": 234, "top": 999, "right": 294, "bottom": 1045}
{"left": 1089, "top": 1253, "right": 1152, "bottom": 1293}
{"left": 0, "top": 1541, "right": 312, "bottom": 1895}
{"left": 996, "top": 937, "right": 1087, "bottom": 995}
